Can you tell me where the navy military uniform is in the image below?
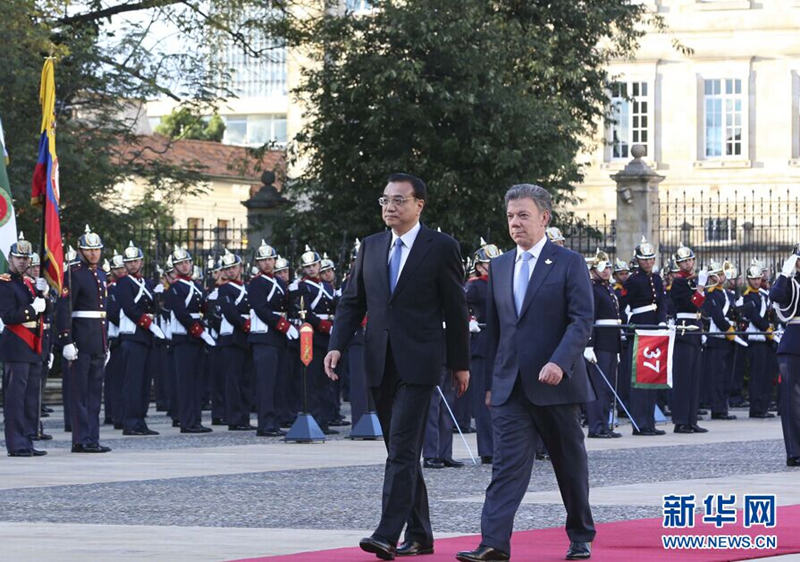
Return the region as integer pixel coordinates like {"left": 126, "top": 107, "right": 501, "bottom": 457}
{"left": 166, "top": 247, "right": 212, "bottom": 433}
{"left": 104, "top": 253, "right": 125, "bottom": 429}
{"left": 612, "top": 260, "right": 632, "bottom": 418}
{"left": 217, "top": 250, "right": 254, "bottom": 430}
{"left": 702, "top": 264, "right": 737, "bottom": 419}
{"left": 248, "top": 241, "right": 296, "bottom": 436}
{"left": 115, "top": 242, "right": 162, "bottom": 435}
{"left": 622, "top": 238, "right": 667, "bottom": 435}
{"left": 668, "top": 247, "right": 707, "bottom": 433}
{"left": 0, "top": 235, "right": 49, "bottom": 456}
{"left": 739, "top": 271, "right": 774, "bottom": 419}
{"left": 586, "top": 252, "right": 622, "bottom": 438}
{"left": 292, "top": 253, "right": 338, "bottom": 434}
{"left": 56, "top": 226, "right": 111, "bottom": 453}
{"left": 769, "top": 252, "right": 800, "bottom": 466}
{"left": 204, "top": 270, "right": 226, "bottom": 425}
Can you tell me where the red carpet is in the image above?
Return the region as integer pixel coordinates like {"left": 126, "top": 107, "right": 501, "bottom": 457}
{"left": 234, "top": 505, "right": 800, "bottom": 562}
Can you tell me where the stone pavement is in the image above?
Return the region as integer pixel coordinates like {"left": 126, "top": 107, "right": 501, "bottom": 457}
{"left": 0, "top": 404, "right": 798, "bottom": 561}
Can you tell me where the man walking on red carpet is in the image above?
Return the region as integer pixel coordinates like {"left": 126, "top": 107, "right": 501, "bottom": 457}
{"left": 457, "top": 184, "right": 596, "bottom": 561}
{"left": 325, "top": 172, "right": 470, "bottom": 560}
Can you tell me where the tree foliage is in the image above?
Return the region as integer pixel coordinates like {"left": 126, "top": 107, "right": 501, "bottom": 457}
{"left": 280, "top": 0, "right": 648, "bottom": 257}
{"left": 0, "top": 0, "right": 289, "bottom": 252}
{"left": 155, "top": 108, "right": 226, "bottom": 142}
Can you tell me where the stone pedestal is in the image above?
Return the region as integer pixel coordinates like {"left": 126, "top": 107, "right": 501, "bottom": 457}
{"left": 242, "top": 171, "right": 288, "bottom": 249}
{"left": 611, "top": 145, "right": 665, "bottom": 262}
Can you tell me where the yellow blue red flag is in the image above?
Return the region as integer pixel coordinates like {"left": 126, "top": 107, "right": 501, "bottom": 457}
{"left": 31, "top": 58, "right": 64, "bottom": 293}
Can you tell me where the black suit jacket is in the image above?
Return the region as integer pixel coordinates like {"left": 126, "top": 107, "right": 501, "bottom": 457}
{"left": 329, "top": 224, "right": 470, "bottom": 386}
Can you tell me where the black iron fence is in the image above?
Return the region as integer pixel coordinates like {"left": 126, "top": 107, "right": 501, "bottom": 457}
{"left": 561, "top": 215, "right": 617, "bottom": 262}
{"left": 656, "top": 188, "right": 800, "bottom": 275}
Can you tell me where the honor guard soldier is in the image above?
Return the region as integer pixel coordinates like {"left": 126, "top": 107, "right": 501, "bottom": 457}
{"left": 153, "top": 257, "right": 176, "bottom": 416}
{"left": 205, "top": 257, "right": 226, "bottom": 426}
{"left": 584, "top": 249, "right": 623, "bottom": 438}
{"left": 116, "top": 241, "right": 165, "bottom": 435}
{"left": 105, "top": 249, "right": 126, "bottom": 429}
{"left": 26, "top": 251, "right": 54, "bottom": 441}
{"left": 466, "top": 238, "right": 501, "bottom": 461}
{"left": 669, "top": 245, "right": 709, "bottom": 434}
{"left": 770, "top": 247, "right": 800, "bottom": 466}
{"left": 320, "top": 254, "right": 348, "bottom": 425}
{"left": 702, "top": 261, "right": 739, "bottom": 420}
{"left": 738, "top": 263, "right": 775, "bottom": 419}
{"left": 274, "top": 255, "right": 298, "bottom": 422}
{"left": 0, "top": 234, "right": 50, "bottom": 456}
{"left": 623, "top": 236, "right": 668, "bottom": 436}
{"left": 56, "top": 226, "right": 111, "bottom": 453}
{"left": 293, "top": 245, "right": 338, "bottom": 434}
{"left": 248, "top": 240, "right": 298, "bottom": 436}
{"left": 545, "top": 226, "right": 565, "bottom": 247}
{"left": 217, "top": 249, "right": 255, "bottom": 431}
{"left": 166, "top": 246, "right": 214, "bottom": 433}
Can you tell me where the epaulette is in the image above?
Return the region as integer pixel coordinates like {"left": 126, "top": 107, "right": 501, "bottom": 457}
{"left": 70, "top": 262, "right": 83, "bottom": 271}
{"left": 0, "top": 273, "right": 11, "bottom": 282}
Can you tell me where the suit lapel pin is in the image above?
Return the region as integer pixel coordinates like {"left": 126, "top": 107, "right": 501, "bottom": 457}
{"left": 545, "top": 259, "right": 553, "bottom": 265}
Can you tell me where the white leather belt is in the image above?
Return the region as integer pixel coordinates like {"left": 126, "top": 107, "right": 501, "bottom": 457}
{"left": 72, "top": 311, "right": 106, "bottom": 319}
{"left": 676, "top": 312, "right": 701, "bottom": 320}
{"left": 190, "top": 313, "right": 202, "bottom": 319}
{"left": 316, "top": 314, "right": 333, "bottom": 320}
{"left": 595, "top": 319, "right": 621, "bottom": 326}
{"left": 630, "top": 304, "right": 657, "bottom": 315}
{"left": 21, "top": 321, "right": 38, "bottom": 328}
{"left": 788, "top": 318, "right": 800, "bottom": 325}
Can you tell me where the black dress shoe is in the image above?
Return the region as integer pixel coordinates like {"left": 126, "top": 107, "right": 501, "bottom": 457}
{"left": 396, "top": 539, "right": 433, "bottom": 556}
{"left": 256, "top": 429, "right": 286, "bottom": 437}
{"left": 674, "top": 424, "right": 693, "bottom": 434}
{"left": 481, "top": 456, "right": 493, "bottom": 464}
{"left": 114, "top": 423, "right": 124, "bottom": 430}
{"left": 711, "top": 413, "right": 737, "bottom": 420}
{"left": 787, "top": 457, "right": 800, "bottom": 467}
{"left": 43, "top": 406, "right": 54, "bottom": 413}
{"left": 40, "top": 412, "right": 50, "bottom": 418}
{"left": 535, "top": 452, "right": 550, "bottom": 461}
{"left": 588, "top": 432, "right": 613, "bottom": 438}
{"left": 608, "top": 431, "right": 622, "bottom": 438}
{"left": 123, "top": 429, "right": 148, "bottom": 436}
{"left": 749, "top": 413, "right": 775, "bottom": 419}
{"left": 172, "top": 419, "right": 181, "bottom": 427}
{"left": 690, "top": 424, "right": 708, "bottom": 433}
{"left": 456, "top": 545, "right": 510, "bottom": 561}
{"left": 181, "top": 426, "right": 212, "bottom": 433}
{"left": 32, "top": 433, "right": 53, "bottom": 441}
{"left": 566, "top": 541, "right": 592, "bottom": 560}
{"left": 423, "top": 458, "right": 445, "bottom": 469}
{"left": 633, "top": 429, "right": 657, "bottom": 436}
{"left": 228, "top": 424, "right": 256, "bottom": 431}
{"left": 359, "top": 535, "right": 396, "bottom": 560}
{"left": 31, "top": 449, "right": 47, "bottom": 456}
{"left": 653, "top": 428, "right": 666, "bottom": 435}
{"left": 211, "top": 417, "right": 227, "bottom": 426}
{"left": 442, "top": 458, "right": 464, "bottom": 468}
{"left": 72, "top": 444, "right": 111, "bottom": 453}
{"left": 697, "top": 409, "right": 709, "bottom": 415}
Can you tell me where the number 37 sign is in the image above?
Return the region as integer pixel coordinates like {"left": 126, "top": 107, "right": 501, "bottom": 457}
{"left": 631, "top": 329, "right": 675, "bottom": 389}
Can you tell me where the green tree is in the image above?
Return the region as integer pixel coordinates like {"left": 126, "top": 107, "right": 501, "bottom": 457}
{"left": 281, "top": 0, "right": 649, "bottom": 256}
{"left": 155, "top": 109, "right": 226, "bottom": 142}
{"left": 0, "top": 0, "right": 290, "bottom": 254}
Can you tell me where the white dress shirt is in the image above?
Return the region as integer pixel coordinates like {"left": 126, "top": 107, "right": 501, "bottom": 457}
{"left": 387, "top": 221, "right": 421, "bottom": 279}
{"left": 514, "top": 234, "right": 547, "bottom": 282}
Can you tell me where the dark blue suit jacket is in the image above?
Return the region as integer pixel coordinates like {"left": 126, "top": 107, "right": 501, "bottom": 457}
{"left": 484, "top": 239, "right": 595, "bottom": 407}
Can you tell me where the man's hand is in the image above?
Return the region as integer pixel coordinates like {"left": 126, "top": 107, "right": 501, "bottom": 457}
{"left": 452, "top": 370, "right": 469, "bottom": 397}
{"left": 324, "top": 350, "right": 341, "bottom": 381}
{"left": 485, "top": 390, "right": 491, "bottom": 408}
{"left": 538, "top": 362, "right": 563, "bottom": 386}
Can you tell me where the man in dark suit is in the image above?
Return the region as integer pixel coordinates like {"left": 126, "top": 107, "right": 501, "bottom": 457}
{"left": 457, "top": 184, "right": 596, "bottom": 562}
{"left": 324, "top": 172, "right": 470, "bottom": 560}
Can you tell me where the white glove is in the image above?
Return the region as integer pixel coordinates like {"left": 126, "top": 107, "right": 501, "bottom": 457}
{"left": 696, "top": 270, "right": 708, "bottom": 288}
{"left": 48, "top": 353, "right": 54, "bottom": 370}
{"left": 583, "top": 347, "right": 597, "bottom": 364}
{"left": 35, "top": 277, "right": 49, "bottom": 293}
{"left": 104, "top": 350, "right": 111, "bottom": 367}
{"left": 62, "top": 343, "right": 78, "bottom": 361}
{"left": 153, "top": 284, "right": 165, "bottom": 294}
{"left": 658, "top": 322, "right": 667, "bottom": 327}
{"left": 200, "top": 331, "right": 216, "bottom": 347}
{"left": 469, "top": 318, "right": 481, "bottom": 333}
{"left": 31, "top": 297, "right": 46, "bottom": 313}
{"left": 149, "top": 323, "right": 166, "bottom": 339}
{"left": 285, "top": 324, "right": 299, "bottom": 340}
{"left": 781, "top": 255, "right": 798, "bottom": 277}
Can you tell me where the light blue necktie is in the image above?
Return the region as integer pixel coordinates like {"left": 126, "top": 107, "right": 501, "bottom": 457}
{"left": 389, "top": 237, "right": 403, "bottom": 293}
{"left": 514, "top": 251, "right": 532, "bottom": 315}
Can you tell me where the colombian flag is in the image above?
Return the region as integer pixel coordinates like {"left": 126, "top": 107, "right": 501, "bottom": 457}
{"left": 31, "top": 59, "right": 64, "bottom": 294}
